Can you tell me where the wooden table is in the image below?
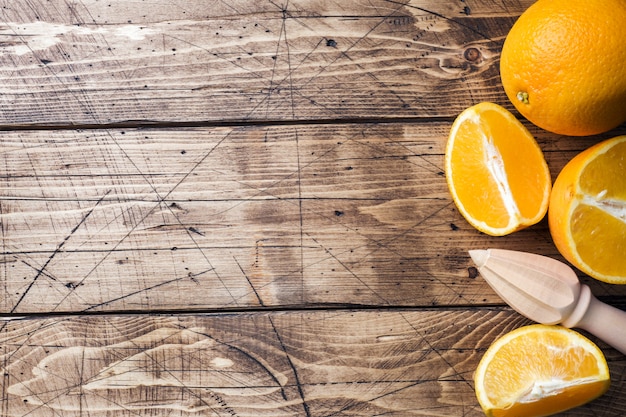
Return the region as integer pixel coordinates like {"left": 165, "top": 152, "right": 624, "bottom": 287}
{"left": 1, "top": 1, "right": 625, "bottom": 415}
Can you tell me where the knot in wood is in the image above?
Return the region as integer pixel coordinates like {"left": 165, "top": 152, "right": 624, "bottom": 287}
{"left": 463, "top": 47, "right": 481, "bottom": 63}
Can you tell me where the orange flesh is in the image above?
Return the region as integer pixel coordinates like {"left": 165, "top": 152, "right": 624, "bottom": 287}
{"left": 489, "top": 381, "right": 609, "bottom": 417}
{"left": 448, "top": 107, "right": 548, "bottom": 230}
{"left": 573, "top": 140, "right": 626, "bottom": 277}
{"left": 477, "top": 325, "right": 610, "bottom": 417}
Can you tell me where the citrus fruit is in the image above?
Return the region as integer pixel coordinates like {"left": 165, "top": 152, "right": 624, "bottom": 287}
{"left": 445, "top": 102, "right": 551, "bottom": 236}
{"left": 474, "top": 324, "right": 610, "bottom": 417}
{"left": 549, "top": 135, "right": 626, "bottom": 284}
{"left": 500, "top": 0, "right": 626, "bottom": 136}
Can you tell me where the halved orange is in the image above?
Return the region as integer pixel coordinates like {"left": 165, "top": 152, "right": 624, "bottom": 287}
{"left": 549, "top": 135, "right": 626, "bottom": 284}
{"left": 474, "top": 324, "right": 610, "bottom": 417}
{"left": 445, "top": 102, "right": 551, "bottom": 236}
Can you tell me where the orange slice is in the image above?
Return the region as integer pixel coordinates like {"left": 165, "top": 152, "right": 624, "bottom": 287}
{"left": 549, "top": 135, "right": 626, "bottom": 284}
{"left": 474, "top": 324, "right": 610, "bottom": 417}
{"left": 445, "top": 102, "right": 551, "bottom": 236}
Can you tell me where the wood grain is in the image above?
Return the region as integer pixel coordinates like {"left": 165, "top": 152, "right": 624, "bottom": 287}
{"left": 2, "top": 0, "right": 626, "bottom": 415}
{"left": 0, "top": 310, "right": 624, "bottom": 417}
{"left": 0, "top": 0, "right": 532, "bottom": 126}
{"left": 3, "top": 124, "right": 626, "bottom": 313}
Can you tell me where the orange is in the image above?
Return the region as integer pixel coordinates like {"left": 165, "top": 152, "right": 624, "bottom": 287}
{"left": 500, "top": 0, "right": 626, "bottom": 136}
{"left": 445, "top": 102, "right": 551, "bottom": 236}
{"left": 549, "top": 136, "right": 626, "bottom": 284}
{"left": 474, "top": 324, "right": 610, "bottom": 417}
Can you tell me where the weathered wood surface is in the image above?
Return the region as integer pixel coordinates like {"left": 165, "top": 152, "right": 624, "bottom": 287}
{"left": 3, "top": 124, "right": 626, "bottom": 314}
{"left": 1, "top": 311, "right": 625, "bottom": 417}
{"left": 1, "top": 0, "right": 626, "bottom": 415}
{"left": 0, "top": 0, "right": 529, "bottom": 126}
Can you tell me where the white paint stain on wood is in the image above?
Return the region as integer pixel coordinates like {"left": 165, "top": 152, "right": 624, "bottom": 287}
{"left": 0, "top": 22, "right": 155, "bottom": 55}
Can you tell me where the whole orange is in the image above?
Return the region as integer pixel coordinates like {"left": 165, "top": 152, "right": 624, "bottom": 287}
{"left": 500, "top": 0, "right": 626, "bottom": 136}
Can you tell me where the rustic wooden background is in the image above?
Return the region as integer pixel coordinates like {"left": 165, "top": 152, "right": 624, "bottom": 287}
{"left": 1, "top": 1, "right": 625, "bottom": 415}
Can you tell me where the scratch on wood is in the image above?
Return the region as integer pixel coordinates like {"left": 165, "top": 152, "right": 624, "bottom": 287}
{"left": 50, "top": 129, "right": 240, "bottom": 311}
{"left": 81, "top": 269, "right": 213, "bottom": 312}
{"left": 384, "top": 0, "right": 493, "bottom": 40}
{"left": 185, "top": 326, "right": 290, "bottom": 402}
{"left": 307, "top": 233, "right": 391, "bottom": 305}
{"left": 233, "top": 256, "right": 265, "bottom": 307}
{"left": 5, "top": 327, "right": 277, "bottom": 413}
{"left": 268, "top": 316, "right": 310, "bottom": 416}
{"left": 10, "top": 190, "right": 111, "bottom": 314}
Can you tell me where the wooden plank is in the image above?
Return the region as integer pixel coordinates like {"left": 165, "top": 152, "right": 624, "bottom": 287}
{"left": 3, "top": 123, "right": 626, "bottom": 313}
{"left": 0, "top": 309, "right": 624, "bottom": 416}
{"left": 0, "top": 0, "right": 534, "bottom": 126}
